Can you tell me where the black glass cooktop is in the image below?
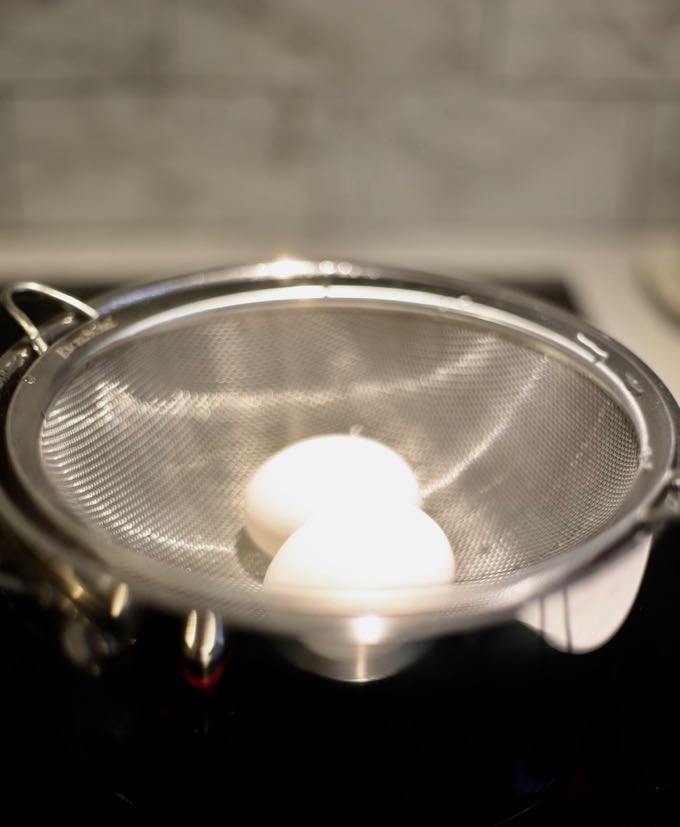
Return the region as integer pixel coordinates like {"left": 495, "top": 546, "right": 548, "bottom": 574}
{"left": 0, "top": 278, "right": 677, "bottom": 822}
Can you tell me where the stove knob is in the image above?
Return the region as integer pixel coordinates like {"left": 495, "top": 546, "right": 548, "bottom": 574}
{"left": 181, "top": 610, "right": 227, "bottom": 689}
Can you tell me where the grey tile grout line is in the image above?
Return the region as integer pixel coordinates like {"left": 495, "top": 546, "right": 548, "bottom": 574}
{"left": 6, "top": 75, "right": 680, "bottom": 104}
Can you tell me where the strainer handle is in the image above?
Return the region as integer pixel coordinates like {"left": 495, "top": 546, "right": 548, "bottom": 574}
{"left": 1, "top": 282, "right": 98, "bottom": 356}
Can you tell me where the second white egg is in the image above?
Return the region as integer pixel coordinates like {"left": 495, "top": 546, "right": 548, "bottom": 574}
{"left": 264, "top": 505, "right": 455, "bottom": 601}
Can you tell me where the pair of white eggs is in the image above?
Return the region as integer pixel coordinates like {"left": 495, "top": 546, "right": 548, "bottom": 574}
{"left": 244, "top": 434, "right": 455, "bottom": 601}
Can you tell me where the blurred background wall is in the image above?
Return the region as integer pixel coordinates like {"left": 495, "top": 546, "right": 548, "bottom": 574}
{"left": 1, "top": 0, "right": 680, "bottom": 272}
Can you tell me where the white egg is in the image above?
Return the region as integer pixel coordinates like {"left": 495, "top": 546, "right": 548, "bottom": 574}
{"left": 263, "top": 506, "right": 455, "bottom": 606}
{"left": 244, "top": 434, "right": 420, "bottom": 557}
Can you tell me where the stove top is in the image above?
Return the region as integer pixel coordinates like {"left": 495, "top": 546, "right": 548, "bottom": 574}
{"left": 0, "top": 278, "right": 677, "bottom": 822}
{"left": 1, "top": 525, "right": 678, "bottom": 822}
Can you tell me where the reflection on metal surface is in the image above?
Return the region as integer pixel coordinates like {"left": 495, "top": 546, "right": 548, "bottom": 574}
{"left": 576, "top": 332, "right": 610, "bottom": 362}
{"left": 283, "top": 636, "right": 431, "bottom": 683}
{"left": 182, "top": 609, "right": 226, "bottom": 678}
{"left": 353, "top": 614, "right": 386, "bottom": 645}
{"left": 255, "top": 259, "right": 312, "bottom": 278}
{"left": 110, "top": 582, "right": 130, "bottom": 620}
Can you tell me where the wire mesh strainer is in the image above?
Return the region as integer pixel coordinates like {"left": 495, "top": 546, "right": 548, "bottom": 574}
{"left": 1, "top": 262, "right": 677, "bottom": 644}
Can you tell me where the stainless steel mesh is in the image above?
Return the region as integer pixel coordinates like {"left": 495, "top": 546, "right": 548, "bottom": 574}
{"left": 39, "top": 302, "right": 640, "bottom": 592}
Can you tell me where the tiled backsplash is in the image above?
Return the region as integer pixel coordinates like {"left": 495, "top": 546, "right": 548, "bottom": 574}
{"left": 1, "top": 0, "right": 680, "bottom": 236}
